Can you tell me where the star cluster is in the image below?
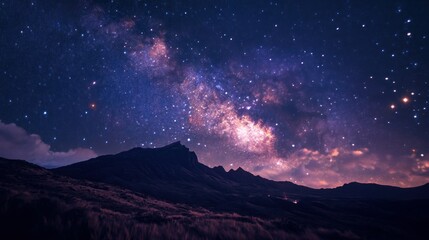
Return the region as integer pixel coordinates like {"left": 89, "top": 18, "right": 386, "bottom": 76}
{"left": 1, "top": 0, "right": 428, "bottom": 187}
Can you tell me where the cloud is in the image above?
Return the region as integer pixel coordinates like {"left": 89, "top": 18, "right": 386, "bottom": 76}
{"left": 251, "top": 147, "right": 429, "bottom": 188}
{"left": 0, "top": 121, "right": 97, "bottom": 168}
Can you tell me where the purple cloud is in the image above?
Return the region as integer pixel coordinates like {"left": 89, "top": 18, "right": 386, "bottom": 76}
{"left": 0, "top": 121, "right": 97, "bottom": 168}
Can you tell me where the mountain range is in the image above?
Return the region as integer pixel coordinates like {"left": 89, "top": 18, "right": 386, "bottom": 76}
{"left": 1, "top": 141, "right": 429, "bottom": 239}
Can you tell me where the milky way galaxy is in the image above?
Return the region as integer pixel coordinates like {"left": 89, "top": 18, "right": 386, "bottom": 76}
{"left": 1, "top": 1, "right": 429, "bottom": 188}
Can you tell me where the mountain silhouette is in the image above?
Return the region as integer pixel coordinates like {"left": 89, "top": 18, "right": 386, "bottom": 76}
{"left": 2, "top": 143, "right": 429, "bottom": 239}
{"left": 54, "top": 141, "right": 313, "bottom": 215}
{"left": 322, "top": 181, "right": 429, "bottom": 199}
{"left": 0, "top": 157, "right": 298, "bottom": 240}
{"left": 54, "top": 142, "right": 429, "bottom": 215}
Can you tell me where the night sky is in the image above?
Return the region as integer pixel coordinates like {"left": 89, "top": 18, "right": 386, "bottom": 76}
{"left": 1, "top": 0, "right": 429, "bottom": 188}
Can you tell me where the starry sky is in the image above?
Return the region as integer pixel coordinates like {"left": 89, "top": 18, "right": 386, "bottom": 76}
{"left": 1, "top": 0, "right": 429, "bottom": 188}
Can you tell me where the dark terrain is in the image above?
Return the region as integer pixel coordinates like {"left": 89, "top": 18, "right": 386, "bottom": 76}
{"left": 1, "top": 142, "right": 429, "bottom": 239}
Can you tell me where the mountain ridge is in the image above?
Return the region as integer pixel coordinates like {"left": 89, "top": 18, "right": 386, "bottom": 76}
{"left": 54, "top": 142, "right": 429, "bottom": 208}
{"left": 2, "top": 144, "right": 429, "bottom": 239}
{"left": 1, "top": 157, "right": 299, "bottom": 240}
